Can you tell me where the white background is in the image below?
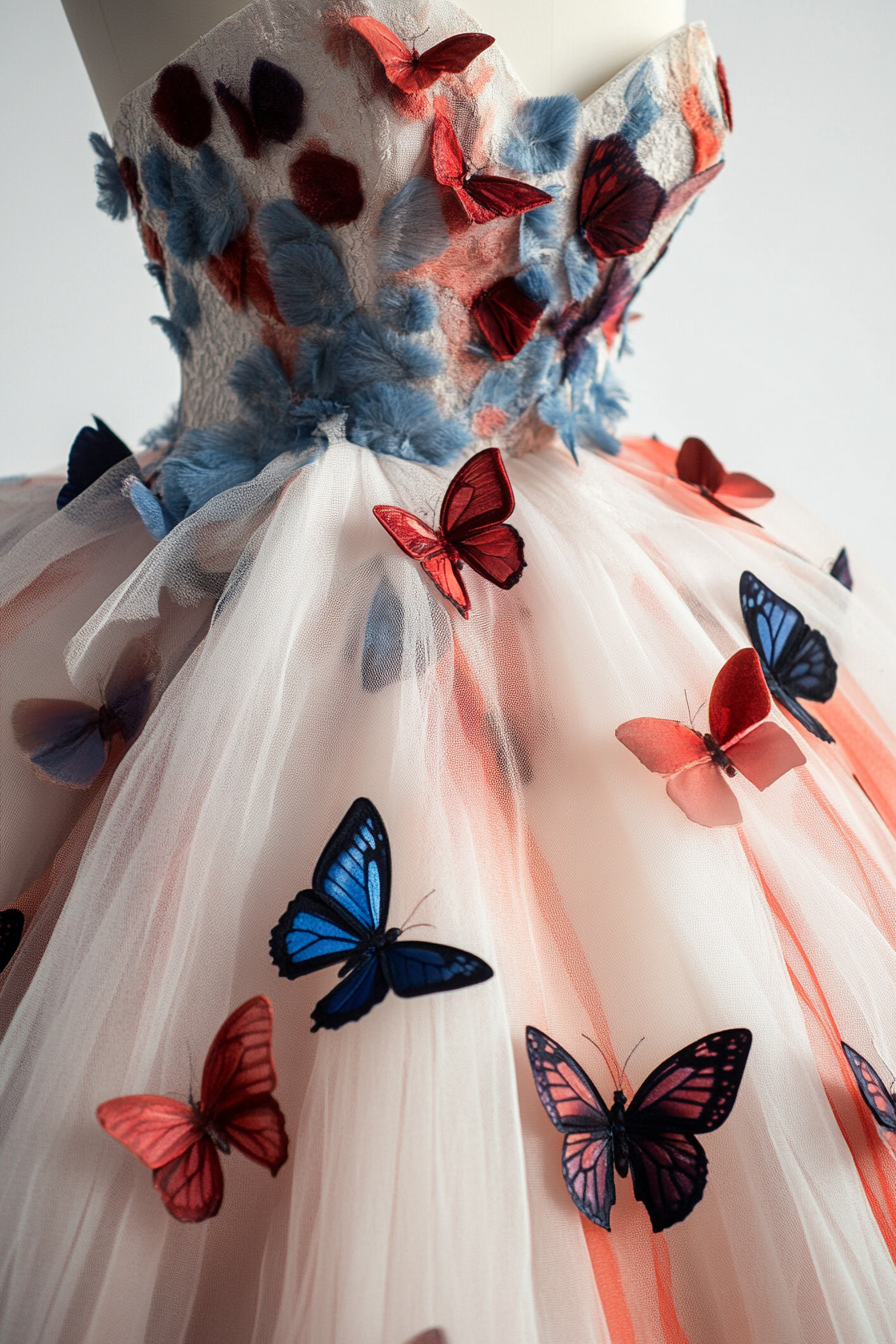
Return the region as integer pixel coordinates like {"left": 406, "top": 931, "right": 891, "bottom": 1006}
{"left": 1, "top": 0, "right": 894, "bottom": 581}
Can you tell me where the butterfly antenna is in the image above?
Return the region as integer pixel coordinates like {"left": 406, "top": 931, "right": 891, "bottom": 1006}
{"left": 186, "top": 1041, "right": 197, "bottom": 1109}
{"left": 621, "top": 1037, "right": 645, "bottom": 1080}
{"left": 401, "top": 922, "right": 436, "bottom": 934}
{"left": 400, "top": 889, "right": 435, "bottom": 931}
{"left": 408, "top": 25, "right": 430, "bottom": 45}
{"left": 582, "top": 1033, "right": 620, "bottom": 1090}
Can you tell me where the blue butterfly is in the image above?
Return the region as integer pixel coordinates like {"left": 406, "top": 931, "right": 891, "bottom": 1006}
{"left": 269, "top": 798, "right": 493, "bottom": 1031}
{"left": 739, "top": 571, "right": 837, "bottom": 743}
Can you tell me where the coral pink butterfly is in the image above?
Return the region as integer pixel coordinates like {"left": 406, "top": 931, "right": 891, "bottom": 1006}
{"left": 615, "top": 647, "right": 806, "bottom": 827}
{"left": 431, "top": 103, "right": 552, "bottom": 224}
{"left": 527, "top": 1025, "right": 752, "bottom": 1231}
{"left": 97, "top": 996, "right": 288, "bottom": 1222}
{"left": 349, "top": 17, "right": 494, "bottom": 93}
{"left": 374, "top": 448, "right": 525, "bottom": 618}
{"left": 676, "top": 436, "right": 773, "bottom": 524}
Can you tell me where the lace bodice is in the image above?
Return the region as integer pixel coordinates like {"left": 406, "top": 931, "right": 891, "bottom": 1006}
{"left": 101, "top": 0, "right": 730, "bottom": 525}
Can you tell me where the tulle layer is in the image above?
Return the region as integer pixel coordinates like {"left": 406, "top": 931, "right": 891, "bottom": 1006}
{"left": 2, "top": 435, "right": 896, "bottom": 1344}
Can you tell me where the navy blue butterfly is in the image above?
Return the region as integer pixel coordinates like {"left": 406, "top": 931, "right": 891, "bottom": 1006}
{"left": 57, "top": 416, "right": 134, "bottom": 509}
{"left": 739, "top": 571, "right": 837, "bottom": 744}
{"left": 830, "top": 547, "right": 853, "bottom": 591}
{"left": 269, "top": 798, "right": 493, "bottom": 1031}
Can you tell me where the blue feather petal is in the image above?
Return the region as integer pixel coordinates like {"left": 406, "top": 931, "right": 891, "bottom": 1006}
{"left": 519, "top": 196, "right": 561, "bottom": 262}
{"left": 622, "top": 61, "right": 662, "bottom": 147}
{"left": 141, "top": 146, "right": 186, "bottom": 213}
{"left": 501, "top": 95, "right": 580, "bottom": 174}
{"left": 268, "top": 241, "right": 355, "bottom": 328}
{"left": 332, "top": 316, "right": 442, "bottom": 388}
{"left": 170, "top": 270, "right": 201, "bottom": 329}
{"left": 347, "top": 383, "right": 467, "bottom": 464}
{"left": 377, "top": 178, "right": 449, "bottom": 272}
{"left": 563, "top": 236, "right": 599, "bottom": 301}
{"left": 516, "top": 264, "right": 555, "bottom": 305}
{"left": 89, "top": 133, "right": 129, "bottom": 221}
{"left": 291, "top": 334, "right": 343, "bottom": 398}
{"left": 150, "top": 315, "right": 191, "bottom": 359}
{"left": 375, "top": 285, "right": 438, "bottom": 333}
{"left": 190, "top": 145, "right": 250, "bottom": 257}
{"left": 125, "top": 478, "right": 176, "bottom": 539}
{"left": 228, "top": 344, "right": 291, "bottom": 418}
{"left": 161, "top": 447, "right": 257, "bottom": 519}
{"left": 256, "top": 199, "right": 336, "bottom": 254}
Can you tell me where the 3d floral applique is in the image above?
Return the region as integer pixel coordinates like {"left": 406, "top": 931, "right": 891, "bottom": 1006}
{"left": 500, "top": 94, "right": 581, "bottom": 175}
{"left": 151, "top": 63, "right": 213, "bottom": 148}
{"left": 348, "top": 17, "right": 494, "bottom": 93}
{"left": 739, "top": 572, "right": 838, "bottom": 743}
{"left": 675, "top": 436, "right": 774, "bottom": 524}
{"left": 289, "top": 146, "right": 364, "bottom": 227}
{"left": 213, "top": 58, "right": 304, "bottom": 157}
{"left": 373, "top": 447, "right": 525, "bottom": 617}
{"left": 98, "top": 996, "right": 288, "bottom": 1222}
{"left": 430, "top": 102, "right": 552, "bottom": 225}
{"left": 616, "top": 648, "right": 806, "bottom": 827}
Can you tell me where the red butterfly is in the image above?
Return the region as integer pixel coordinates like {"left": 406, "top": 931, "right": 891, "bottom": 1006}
{"left": 431, "top": 104, "right": 552, "bottom": 224}
{"left": 578, "top": 133, "right": 664, "bottom": 260}
{"left": 676, "top": 436, "right": 773, "bottom": 524}
{"left": 97, "top": 996, "right": 288, "bottom": 1223}
{"left": 615, "top": 647, "right": 806, "bottom": 827}
{"left": 350, "top": 17, "right": 494, "bottom": 93}
{"left": 472, "top": 276, "right": 546, "bottom": 362}
{"left": 373, "top": 448, "right": 525, "bottom": 618}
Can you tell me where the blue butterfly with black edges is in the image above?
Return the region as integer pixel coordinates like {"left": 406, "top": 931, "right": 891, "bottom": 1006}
{"left": 739, "top": 570, "right": 837, "bottom": 744}
{"left": 269, "top": 798, "right": 493, "bottom": 1031}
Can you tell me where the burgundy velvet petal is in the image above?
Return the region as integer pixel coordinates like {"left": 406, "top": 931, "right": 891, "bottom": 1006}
{"left": 289, "top": 148, "right": 364, "bottom": 227}
{"left": 141, "top": 224, "right": 165, "bottom": 266}
{"left": 472, "top": 276, "right": 546, "bottom": 362}
{"left": 249, "top": 58, "right": 304, "bottom": 143}
{"left": 118, "top": 156, "right": 143, "bottom": 213}
{"left": 207, "top": 230, "right": 282, "bottom": 321}
{"left": 214, "top": 81, "right": 261, "bottom": 158}
{"left": 676, "top": 437, "right": 726, "bottom": 494}
{"left": 151, "top": 64, "right": 213, "bottom": 148}
{"left": 579, "top": 133, "right": 663, "bottom": 260}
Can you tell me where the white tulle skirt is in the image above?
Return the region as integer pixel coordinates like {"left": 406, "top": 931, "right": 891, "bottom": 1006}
{"left": 2, "top": 433, "right": 896, "bottom": 1344}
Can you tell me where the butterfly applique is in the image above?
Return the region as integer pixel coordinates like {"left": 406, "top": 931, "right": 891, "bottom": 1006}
{"left": 405, "top": 1332, "right": 448, "bottom": 1344}
{"left": 830, "top": 547, "right": 853, "bottom": 591}
{"left": 615, "top": 647, "right": 806, "bottom": 827}
{"left": 526, "top": 1026, "right": 752, "bottom": 1231}
{"left": 431, "top": 104, "right": 552, "bottom": 224}
{"left": 740, "top": 571, "right": 838, "bottom": 743}
{"left": 12, "top": 637, "right": 160, "bottom": 788}
{"left": 0, "top": 909, "right": 24, "bottom": 974}
{"left": 57, "top": 416, "right": 135, "bottom": 509}
{"left": 578, "top": 134, "right": 664, "bottom": 260}
{"left": 842, "top": 1041, "right": 896, "bottom": 1157}
{"left": 269, "top": 798, "right": 493, "bottom": 1031}
{"left": 675, "top": 437, "right": 773, "bottom": 524}
{"left": 349, "top": 17, "right": 494, "bottom": 93}
{"left": 213, "top": 58, "right": 304, "bottom": 158}
{"left": 373, "top": 448, "right": 525, "bottom": 618}
{"left": 97, "top": 996, "right": 288, "bottom": 1223}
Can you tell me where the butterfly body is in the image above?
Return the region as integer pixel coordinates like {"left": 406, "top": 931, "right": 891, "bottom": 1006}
{"left": 527, "top": 1026, "right": 752, "bottom": 1232}
{"left": 270, "top": 798, "right": 492, "bottom": 1030}
{"left": 97, "top": 996, "right": 288, "bottom": 1223}
{"left": 374, "top": 448, "right": 525, "bottom": 617}
{"left": 740, "top": 571, "right": 837, "bottom": 743}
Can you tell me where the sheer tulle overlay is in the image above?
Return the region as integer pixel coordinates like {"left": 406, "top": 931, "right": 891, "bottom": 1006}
{"left": 2, "top": 0, "right": 896, "bottom": 1340}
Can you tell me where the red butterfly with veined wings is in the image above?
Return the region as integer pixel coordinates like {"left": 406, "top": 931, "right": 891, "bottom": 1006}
{"left": 373, "top": 448, "right": 525, "bottom": 618}
{"left": 349, "top": 17, "right": 494, "bottom": 93}
{"left": 97, "top": 996, "right": 288, "bottom": 1222}
{"left": 431, "top": 103, "right": 553, "bottom": 224}
{"left": 615, "top": 647, "right": 806, "bottom": 827}
{"left": 676, "top": 436, "right": 774, "bottom": 524}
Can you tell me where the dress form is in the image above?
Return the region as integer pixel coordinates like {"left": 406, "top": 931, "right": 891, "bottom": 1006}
{"left": 61, "top": 0, "right": 686, "bottom": 129}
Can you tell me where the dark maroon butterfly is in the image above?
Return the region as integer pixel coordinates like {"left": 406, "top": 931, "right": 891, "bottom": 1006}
{"left": 842, "top": 1041, "right": 896, "bottom": 1157}
{"left": 526, "top": 1025, "right": 752, "bottom": 1231}
{"left": 431, "top": 103, "right": 552, "bottom": 225}
{"left": 57, "top": 416, "right": 134, "bottom": 510}
{"left": 472, "top": 276, "right": 546, "bottom": 362}
{"left": 214, "top": 58, "right": 304, "bottom": 157}
{"left": 830, "top": 547, "right": 853, "bottom": 591}
{"left": 675, "top": 436, "right": 773, "bottom": 525}
{"left": 0, "top": 909, "right": 24, "bottom": 974}
{"left": 12, "top": 638, "right": 160, "bottom": 788}
{"left": 578, "top": 134, "right": 664, "bottom": 261}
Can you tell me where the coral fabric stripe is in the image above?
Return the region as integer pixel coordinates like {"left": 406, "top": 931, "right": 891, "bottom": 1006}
{"left": 739, "top": 834, "right": 896, "bottom": 1260}
{"left": 450, "top": 638, "right": 692, "bottom": 1343}
{"left": 815, "top": 682, "right": 896, "bottom": 841}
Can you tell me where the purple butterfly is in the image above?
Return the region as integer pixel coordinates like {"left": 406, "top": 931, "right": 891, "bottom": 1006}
{"left": 12, "top": 639, "right": 160, "bottom": 789}
{"left": 842, "top": 1041, "right": 896, "bottom": 1155}
{"left": 526, "top": 1025, "right": 752, "bottom": 1232}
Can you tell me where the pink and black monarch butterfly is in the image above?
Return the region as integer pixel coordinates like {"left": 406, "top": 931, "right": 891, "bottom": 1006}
{"left": 842, "top": 1041, "right": 896, "bottom": 1156}
{"left": 526, "top": 1025, "right": 752, "bottom": 1232}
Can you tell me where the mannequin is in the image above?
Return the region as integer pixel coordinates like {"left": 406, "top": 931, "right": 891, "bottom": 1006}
{"left": 61, "top": 0, "right": 686, "bottom": 129}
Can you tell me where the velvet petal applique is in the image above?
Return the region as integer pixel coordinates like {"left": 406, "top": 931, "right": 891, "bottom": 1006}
{"left": 214, "top": 81, "right": 262, "bottom": 158}
{"left": 151, "top": 63, "right": 213, "bottom": 148}
{"left": 250, "top": 58, "right": 305, "bottom": 142}
{"left": 289, "top": 147, "right": 364, "bottom": 227}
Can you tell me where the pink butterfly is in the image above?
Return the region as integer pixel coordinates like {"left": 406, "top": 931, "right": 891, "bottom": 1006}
{"left": 615, "top": 647, "right": 806, "bottom": 827}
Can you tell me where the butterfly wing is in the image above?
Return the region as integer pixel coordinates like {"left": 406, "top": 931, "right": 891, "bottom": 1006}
{"left": 349, "top": 17, "right": 415, "bottom": 85}
{"left": 676, "top": 437, "right": 725, "bottom": 494}
{"left": 153, "top": 1135, "right": 224, "bottom": 1223}
{"left": 462, "top": 175, "right": 553, "bottom": 222}
{"left": 740, "top": 572, "right": 837, "bottom": 742}
{"left": 579, "top": 134, "right": 664, "bottom": 260}
{"left": 11, "top": 698, "right": 107, "bottom": 788}
{"left": 431, "top": 106, "right": 466, "bottom": 190}
{"left": 104, "top": 637, "right": 161, "bottom": 744}
{"left": 708, "top": 647, "right": 771, "bottom": 750}
{"left": 615, "top": 718, "right": 708, "bottom": 776}
{"left": 374, "top": 505, "right": 443, "bottom": 561}
{"left": 414, "top": 32, "right": 495, "bottom": 83}
{"left": 310, "top": 950, "right": 391, "bottom": 1031}
{"left": 0, "top": 908, "right": 24, "bottom": 974}
{"left": 453, "top": 523, "right": 526, "bottom": 591}
{"left": 383, "top": 940, "right": 493, "bottom": 998}
{"left": 440, "top": 448, "right": 515, "bottom": 537}
{"left": 199, "top": 996, "right": 287, "bottom": 1174}
{"left": 270, "top": 889, "right": 367, "bottom": 978}
{"left": 623, "top": 1029, "right": 752, "bottom": 1230}
{"left": 665, "top": 762, "right": 743, "bottom": 827}
{"left": 526, "top": 1026, "right": 615, "bottom": 1228}
{"left": 97, "top": 1095, "right": 203, "bottom": 1169}
{"left": 57, "top": 416, "right": 134, "bottom": 509}
{"left": 714, "top": 472, "right": 774, "bottom": 507}
{"left": 831, "top": 547, "right": 853, "bottom": 590}
{"left": 724, "top": 720, "right": 805, "bottom": 790}
{"left": 311, "top": 796, "right": 391, "bottom": 933}
{"left": 842, "top": 1042, "right": 896, "bottom": 1137}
